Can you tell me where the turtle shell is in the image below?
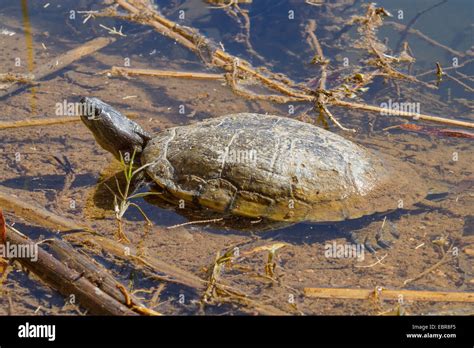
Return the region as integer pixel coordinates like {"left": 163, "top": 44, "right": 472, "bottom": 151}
{"left": 141, "top": 113, "right": 427, "bottom": 222}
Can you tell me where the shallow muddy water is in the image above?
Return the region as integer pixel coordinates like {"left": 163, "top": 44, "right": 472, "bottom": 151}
{"left": 0, "top": 0, "right": 473, "bottom": 315}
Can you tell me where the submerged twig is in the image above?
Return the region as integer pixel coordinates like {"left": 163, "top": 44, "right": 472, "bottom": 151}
{"left": 305, "top": 19, "right": 354, "bottom": 131}
{"left": 0, "top": 117, "right": 80, "bottom": 129}
{"left": 305, "top": 19, "right": 328, "bottom": 89}
{"left": 104, "top": 66, "right": 225, "bottom": 80}
{"left": 208, "top": 0, "right": 264, "bottom": 62}
{"left": 167, "top": 218, "right": 224, "bottom": 230}
{"left": 0, "top": 113, "right": 138, "bottom": 130}
{"left": 403, "top": 244, "right": 454, "bottom": 286}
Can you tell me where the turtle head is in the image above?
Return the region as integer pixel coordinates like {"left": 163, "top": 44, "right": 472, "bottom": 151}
{"left": 80, "top": 97, "right": 151, "bottom": 162}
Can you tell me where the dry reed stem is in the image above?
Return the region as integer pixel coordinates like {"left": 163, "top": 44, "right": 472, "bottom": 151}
{"left": 333, "top": 99, "right": 474, "bottom": 129}
{"left": 304, "top": 287, "right": 474, "bottom": 302}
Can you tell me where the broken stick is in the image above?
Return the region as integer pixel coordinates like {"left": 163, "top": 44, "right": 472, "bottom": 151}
{"left": 5, "top": 225, "right": 137, "bottom": 315}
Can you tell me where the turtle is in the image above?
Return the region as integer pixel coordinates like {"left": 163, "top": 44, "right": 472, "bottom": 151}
{"left": 79, "top": 97, "right": 429, "bottom": 231}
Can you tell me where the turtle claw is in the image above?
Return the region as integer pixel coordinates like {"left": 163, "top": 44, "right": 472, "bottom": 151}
{"left": 347, "top": 218, "right": 399, "bottom": 253}
{"left": 375, "top": 239, "right": 392, "bottom": 249}
{"left": 364, "top": 242, "right": 378, "bottom": 253}
{"left": 365, "top": 236, "right": 384, "bottom": 252}
{"left": 376, "top": 219, "right": 398, "bottom": 249}
{"left": 347, "top": 230, "right": 381, "bottom": 253}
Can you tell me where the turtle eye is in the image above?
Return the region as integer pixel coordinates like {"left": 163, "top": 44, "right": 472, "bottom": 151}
{"left": 93, "top": 106, "right": 102, "bottom": 117}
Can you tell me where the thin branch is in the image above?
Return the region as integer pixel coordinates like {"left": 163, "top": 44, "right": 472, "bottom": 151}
{"left": 104, "top": 66, "right": 225, "bottom": 80}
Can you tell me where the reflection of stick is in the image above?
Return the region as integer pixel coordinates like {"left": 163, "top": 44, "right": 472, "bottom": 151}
{"left": 444, "top": 73, "right": 474, "bottom": 93}
{"left": 386, "top": 21, "right": 468, "bottom": 58}
{"left": 393, "top": 0, "right": 448, "bottom": 52}
{"left": 304, "top": 287, "right": 474, "bottom": 302}
{"left": 0, "top": 37, "right": 115, "bottom": 98}
{"left": 105, "top": 66, "right": 225, "bottom": 80}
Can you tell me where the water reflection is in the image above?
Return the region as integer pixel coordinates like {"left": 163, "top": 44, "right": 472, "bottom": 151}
{"left": 20, "top": 0, "right": 36, "bottom": 113}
